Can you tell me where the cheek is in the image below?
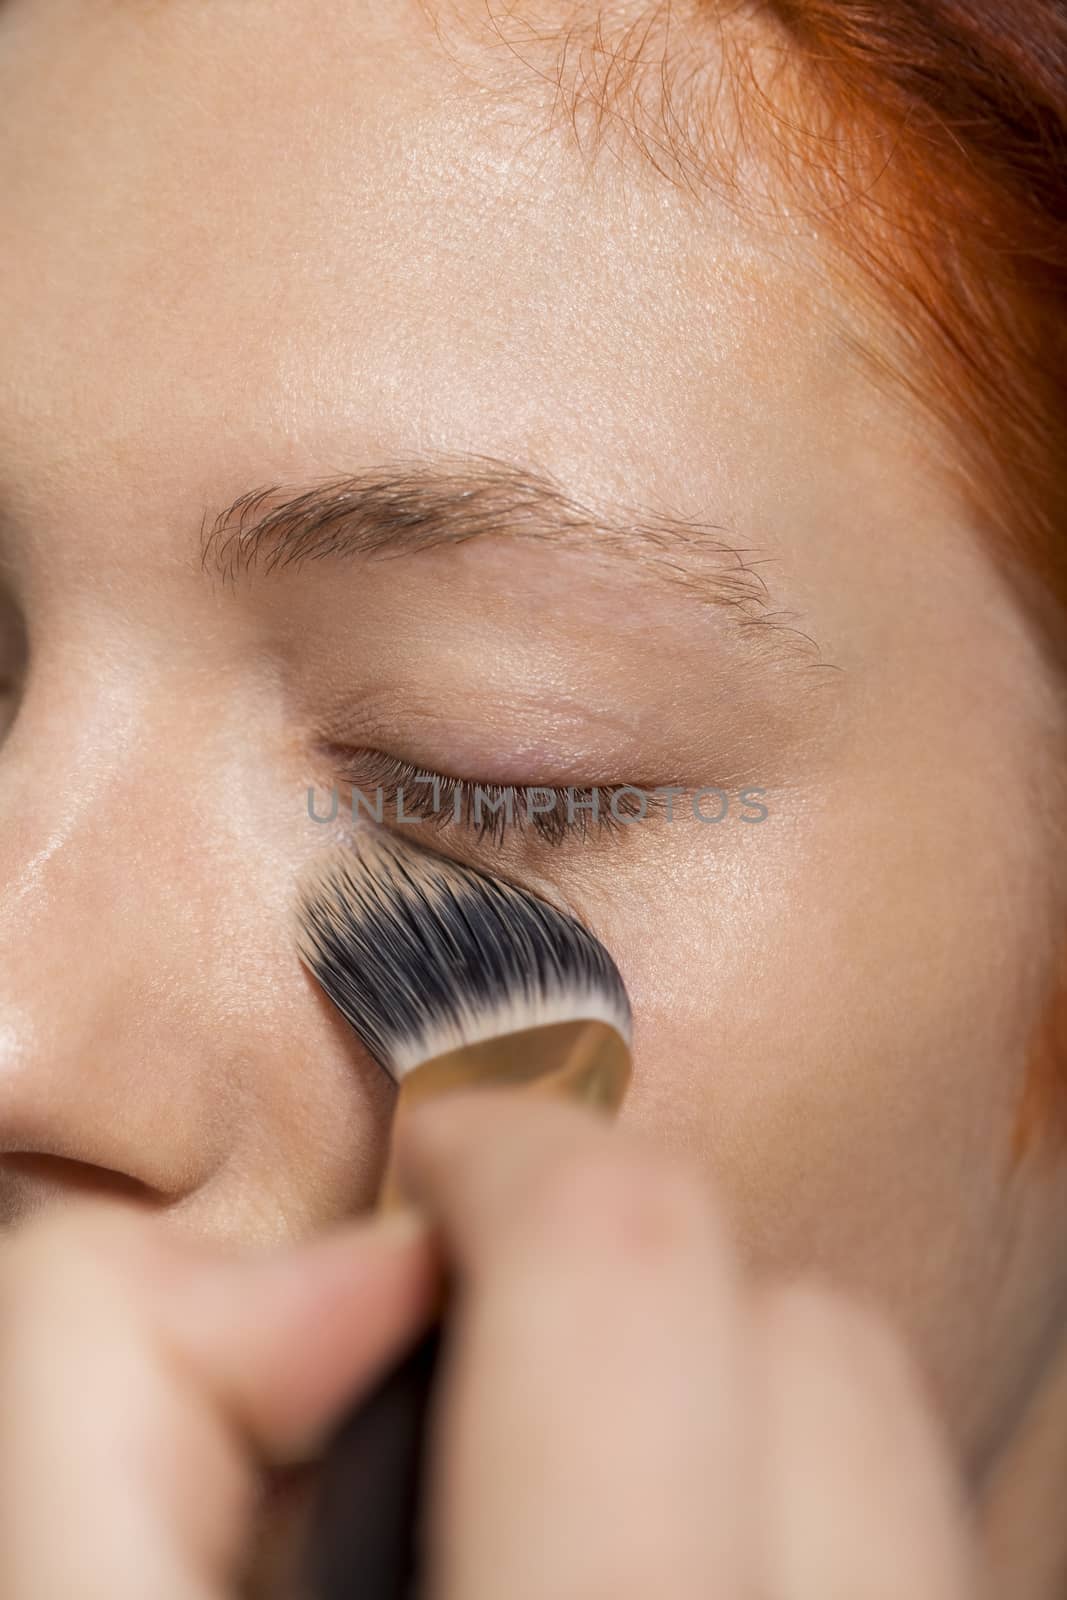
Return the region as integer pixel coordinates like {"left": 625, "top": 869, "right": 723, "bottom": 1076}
{"left": 203, "top": 971, "right": 397, "bottom": 1241}
{"left": 576, "top": 768, "right": 1057, "bottom": 1465}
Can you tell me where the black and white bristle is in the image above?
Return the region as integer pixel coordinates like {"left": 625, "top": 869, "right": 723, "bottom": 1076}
{"left": 294, "top": 831, "right": 632, "bottom": 1081}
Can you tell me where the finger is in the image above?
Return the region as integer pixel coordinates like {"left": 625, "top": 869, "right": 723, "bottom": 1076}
{"left": 0, "top": 1199, "right": 437, "bottom": 1600}
{"left": 393, "top": 1090, "right": 748, "bottom": 1600}
{"left": 752, "top": 1282, "right": 979, "bottom": 1600}
{"left": 157, "top": 1205, "right": 438, "bottom": 1460}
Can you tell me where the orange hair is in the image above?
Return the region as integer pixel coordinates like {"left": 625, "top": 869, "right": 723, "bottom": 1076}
{"left": 751, "top": 2, "right": 1067, "bottom": 627}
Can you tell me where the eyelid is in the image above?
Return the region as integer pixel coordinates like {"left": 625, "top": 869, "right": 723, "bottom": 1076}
{"left": 325, "top": 746, "right": 668, "bottom": 848}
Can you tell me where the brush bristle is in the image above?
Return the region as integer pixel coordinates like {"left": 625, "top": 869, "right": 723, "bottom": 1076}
{"left": 294, "top": 832, "right": 632, "bottom": 1080}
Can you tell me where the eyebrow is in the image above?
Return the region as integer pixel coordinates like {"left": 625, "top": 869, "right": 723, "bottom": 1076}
{"left": 199, "top": 450, "right": 822, "bottom": 662}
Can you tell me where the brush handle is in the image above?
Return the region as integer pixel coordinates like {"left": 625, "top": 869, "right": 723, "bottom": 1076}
{"left": 299, "top": 1025, "right": 632, "bottom": 1597}
{"left": 301, "top": 1321, "right": 442, "bottom": 1600}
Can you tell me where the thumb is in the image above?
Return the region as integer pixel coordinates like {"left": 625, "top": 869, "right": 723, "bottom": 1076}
{"left": 0, "top": 1200, "right": 438, "bottom": 1600}
{"left": 158, "top": 1205, "right": 438, "bottom": 1462}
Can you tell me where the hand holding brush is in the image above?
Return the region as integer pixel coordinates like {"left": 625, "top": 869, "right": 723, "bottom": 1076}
{"left": 0, "top": 832, "right": 977, "bottom": 1600}
{"left": 293, "top": 829, "right": 634, "bottom": 1599}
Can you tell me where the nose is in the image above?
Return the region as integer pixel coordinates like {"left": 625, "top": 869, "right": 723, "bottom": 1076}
{"left": 0, "top": 701, "right": 243, "bottom": 1206}
{"left": 0, "top": 656, "right": 387, "bottom": 1231}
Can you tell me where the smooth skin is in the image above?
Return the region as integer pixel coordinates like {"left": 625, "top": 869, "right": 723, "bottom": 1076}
{"left": 0, "top": 1094, "right": 977, "bottom": 1599}
{"left": 1, "top": 0, "right": 1066, "bottom": 1594}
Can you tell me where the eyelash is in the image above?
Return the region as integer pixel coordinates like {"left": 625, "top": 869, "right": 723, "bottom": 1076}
{"left": 328, "top": 748, "right": 667, "bottom": 848}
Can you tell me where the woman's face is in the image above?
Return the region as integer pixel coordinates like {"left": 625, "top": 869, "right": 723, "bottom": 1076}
{"left": 2, "top": 0, "right": 1065, "bottom": 1491}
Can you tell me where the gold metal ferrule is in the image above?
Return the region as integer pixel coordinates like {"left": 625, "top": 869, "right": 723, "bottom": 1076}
{"left": 378, "top": 1018, "right": 632, "bottom": 1211}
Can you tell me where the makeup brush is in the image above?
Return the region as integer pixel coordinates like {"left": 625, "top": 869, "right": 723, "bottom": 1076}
{"left": 293, "top": 829, "right": 633, "bottom": 1600}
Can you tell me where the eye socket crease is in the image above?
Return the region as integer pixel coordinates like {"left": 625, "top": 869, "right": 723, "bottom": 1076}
{"left": 199, "top": 449, "right": 833, "bottom": 675}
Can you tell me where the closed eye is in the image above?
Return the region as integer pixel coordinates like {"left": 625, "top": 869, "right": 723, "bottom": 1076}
{"left": 324, "top": 747, "right": 673, "bottom": 847}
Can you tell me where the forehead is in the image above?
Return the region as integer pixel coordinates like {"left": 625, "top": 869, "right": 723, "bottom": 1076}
{"left": 3, "top": 19, "right": 817, "bottom": 344}
{"left": 0, "top": 0, "right": 914, "bottom": 626}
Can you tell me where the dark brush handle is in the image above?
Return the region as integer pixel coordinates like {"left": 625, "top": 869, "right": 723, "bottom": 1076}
{"left": 301, "top": 1322, "right": 443, "bottom": 1600}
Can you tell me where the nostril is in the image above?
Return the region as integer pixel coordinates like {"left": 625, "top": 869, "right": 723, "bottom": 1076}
{"left": 1, "top": 1152, "right": 161, "bottom": 1216}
